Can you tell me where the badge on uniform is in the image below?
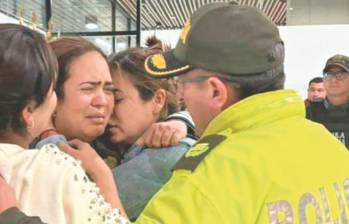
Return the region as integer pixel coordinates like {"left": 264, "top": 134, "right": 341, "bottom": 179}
{"left": 173, "top": 134, "right": 226, "bottom": 172}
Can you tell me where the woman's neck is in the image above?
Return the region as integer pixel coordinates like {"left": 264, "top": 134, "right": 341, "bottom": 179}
{"left": 0, "top": 132, "right": 31, "bottom": 148}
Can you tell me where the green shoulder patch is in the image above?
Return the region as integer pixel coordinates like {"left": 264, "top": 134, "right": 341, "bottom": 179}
{"left": 173, "top": 134, "right": 226, "bottom": 172}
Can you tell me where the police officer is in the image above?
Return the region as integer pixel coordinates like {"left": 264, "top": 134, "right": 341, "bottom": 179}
{"left": 136, "top": 2, "right": 349, "bottom": 224}
{"left": 306, "top": 54, "right": 349, "bottom": 149}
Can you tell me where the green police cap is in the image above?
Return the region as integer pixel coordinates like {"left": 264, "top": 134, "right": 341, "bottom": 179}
{"left": 144, "top": 2, "right": 284, "bottom": 78}
{"left": 323, "top": 54, "right": 349, "bottom": 73}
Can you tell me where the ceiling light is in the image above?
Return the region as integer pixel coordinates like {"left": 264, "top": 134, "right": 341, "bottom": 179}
{"left": 85, "top": 23, "right": 98, "bottom": 31}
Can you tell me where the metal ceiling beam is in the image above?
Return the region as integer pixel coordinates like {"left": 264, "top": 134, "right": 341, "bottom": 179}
{"left": 137, "top": 0, "right": 286, "bottom": 30}
{"left": 52, "top": 30, "right": 138, "bottom": 36}
{"left": 136, "top": 0, "right": 141, "bottom": 45}
{"left": 111, "top": 1, "right": 116, "bottom": 52}
{"left": 45, "top": 0, "right": 52, "bottom": 30}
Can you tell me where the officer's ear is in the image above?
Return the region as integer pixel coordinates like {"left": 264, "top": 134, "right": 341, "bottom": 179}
{"left": 206, "top": 76, "right": 239, "bottom": 111}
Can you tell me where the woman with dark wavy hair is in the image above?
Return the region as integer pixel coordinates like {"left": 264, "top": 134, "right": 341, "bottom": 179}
{"left": 0, "top": 24, "right": 128, "bottom": 224}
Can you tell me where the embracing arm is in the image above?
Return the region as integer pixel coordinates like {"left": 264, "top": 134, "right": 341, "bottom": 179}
{"left": 58, "top": 140, "right": 128, "bottom": 219}
{"left": 0, "top": 177, "right": 46, "bottom": 224}
{"left": 0, "top": 208, "right": 46, "bottom": 224}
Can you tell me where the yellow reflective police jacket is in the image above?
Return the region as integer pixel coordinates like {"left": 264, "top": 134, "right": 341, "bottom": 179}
{"left": 135, "top": 89, "right": 349, "bottom": 224}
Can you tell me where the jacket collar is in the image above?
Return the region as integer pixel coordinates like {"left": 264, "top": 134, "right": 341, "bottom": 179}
{"left": 202, "top": 89, "right": 305, "bottom": 137}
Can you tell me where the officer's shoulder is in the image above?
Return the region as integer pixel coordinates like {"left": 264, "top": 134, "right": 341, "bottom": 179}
{"left": 173, "top": 134, "right": 227, "bottom": 172}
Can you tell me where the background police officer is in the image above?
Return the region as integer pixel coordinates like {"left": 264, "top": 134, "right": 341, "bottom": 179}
{"left": 307, "top": 54, "right": 349, "bottom": 148}
{"left": 304, "top": 76, "right": 326, "bottom": 106}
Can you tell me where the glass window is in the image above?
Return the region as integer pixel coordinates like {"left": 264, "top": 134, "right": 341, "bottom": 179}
{"left": 52, "top": 0, "right": 112, "bottom": 33}
{"left": 83, "top": 36, "right": 113, "bottom": 55}
{"left": 81, "top": 36, "right": 137, "bottom": 55}
{"left": 0, "top": 0, "right": 46, "bottom": 29}
{"left": 115, "top": 35, "right": 137, "bottom": 52}
{"left": 115, "top": 1, "right": 137, "bottom": 32}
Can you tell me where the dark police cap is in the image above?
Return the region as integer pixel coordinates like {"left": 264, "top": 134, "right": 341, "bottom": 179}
{"left": 144, "top": 2, "right": 283, "bottom": 78}
{"left": 323, "top": 54, "right": 349, "bottom": 73}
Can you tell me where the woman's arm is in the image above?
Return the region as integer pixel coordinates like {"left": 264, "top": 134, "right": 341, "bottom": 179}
{"left": 0, "top": 177, "right": 46, "bottom": 224}
{"left": 136, "top": 111, "right": 197, "bottom": 148}
{"left": 0, "top": 208, "right": 46, "bottom": 224}
{"left": 58, "top": 140, "right": 127, "bottom": 218}
{"left": 136, "top": 120, "right": 187, "bottom": 148}
{"left": 0, "top": 176, "right": 16, "bottom": 213}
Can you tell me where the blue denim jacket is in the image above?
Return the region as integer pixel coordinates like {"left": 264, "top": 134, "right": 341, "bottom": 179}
{"left": 35, "top": 134, "right": 67, "bottom": 149}
{"left": 113, "top": 138, "right": 196, "bottom": 221}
